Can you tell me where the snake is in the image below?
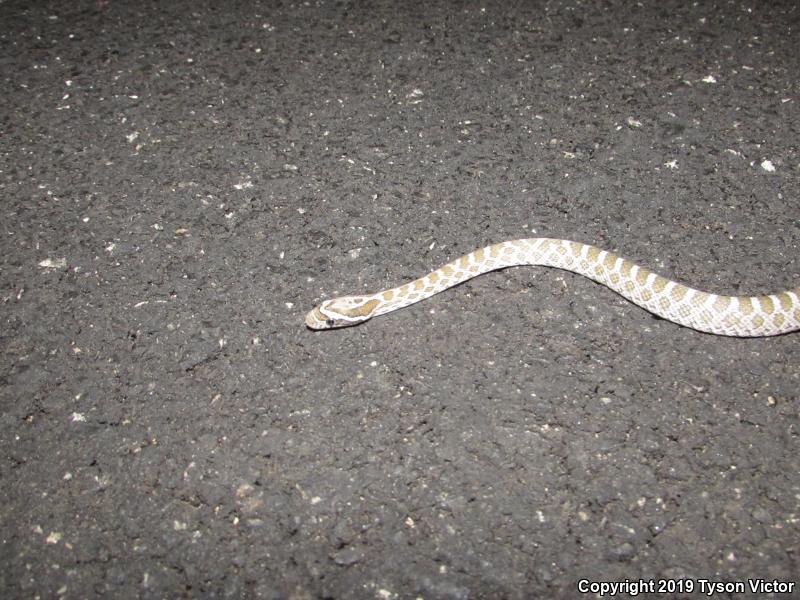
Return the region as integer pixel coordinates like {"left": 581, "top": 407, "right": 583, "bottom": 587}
{"left": 305, "top": 238, "right": 800, "bottom": 337}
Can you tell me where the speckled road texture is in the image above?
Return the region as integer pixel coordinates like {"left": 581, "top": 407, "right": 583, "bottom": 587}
{"left": 1, "top": 1, "right": 798, "bottom": 598}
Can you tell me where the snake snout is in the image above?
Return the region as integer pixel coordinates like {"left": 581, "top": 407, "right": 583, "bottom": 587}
{"left": 305, "top": 307, "right": 328, "bottom": 329}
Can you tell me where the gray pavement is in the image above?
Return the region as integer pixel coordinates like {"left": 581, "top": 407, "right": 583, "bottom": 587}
{"left": 1, "top": 1, "right": 798, "bottom": 597}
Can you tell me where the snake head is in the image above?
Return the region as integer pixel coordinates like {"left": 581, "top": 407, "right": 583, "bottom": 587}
{"left": 305, "top": 295, "right": 381, "bottom": 329}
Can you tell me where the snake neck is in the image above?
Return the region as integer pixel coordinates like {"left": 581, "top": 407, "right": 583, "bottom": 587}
{"left": 369, "top": 239, "right": 545, "bottom": 316}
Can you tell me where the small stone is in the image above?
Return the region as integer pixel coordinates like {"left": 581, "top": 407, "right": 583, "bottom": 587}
{"left": 332, "top": 547, "right": 361, "bottom": 566}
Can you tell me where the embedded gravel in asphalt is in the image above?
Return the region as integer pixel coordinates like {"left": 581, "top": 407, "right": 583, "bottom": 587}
{"left": 2, "top": 1, "right": 799, "bottom": 598}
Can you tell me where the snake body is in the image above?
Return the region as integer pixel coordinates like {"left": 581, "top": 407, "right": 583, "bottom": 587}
{"left": 305, "top": 238, "right": 800, "bottom": 337}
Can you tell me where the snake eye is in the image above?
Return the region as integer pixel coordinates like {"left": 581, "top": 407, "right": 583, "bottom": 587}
{"left": 325, "top": 318, "right": 335, "bottom": 327}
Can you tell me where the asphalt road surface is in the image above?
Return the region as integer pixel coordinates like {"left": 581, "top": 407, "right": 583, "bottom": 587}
{"left": 2, "top": 1, "right": 798, "bottom": 598}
